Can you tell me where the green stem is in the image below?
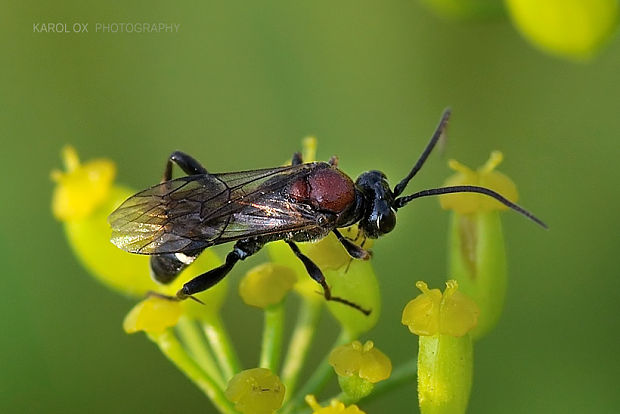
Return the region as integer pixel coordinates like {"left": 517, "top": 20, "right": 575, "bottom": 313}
{"left": 202, "top": 315, "right": 242, "bottom": 381}
{"left": 259, "top": 302, "right": 285, "bottom": 372}
{"left": 148, "top": 330, "right": 239, "bottom": 414}
{"left": 176, "top": 316, "right": 226, "bottom": 389}
{"left": 281, "top": 329, "right": 353, "bottom": 414}
{"left": 280, "top": 299, "right": 321, "bottom": 402}
{"left": 345, "top": 358, "right": 417, "bottom": 405}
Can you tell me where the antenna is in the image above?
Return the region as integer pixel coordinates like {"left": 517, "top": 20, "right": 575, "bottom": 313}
{"left": 394, "top": 185, "right": 547, "bottom": 229}
{"left": 393, "top": 108, "right": 451, "bottom": 197}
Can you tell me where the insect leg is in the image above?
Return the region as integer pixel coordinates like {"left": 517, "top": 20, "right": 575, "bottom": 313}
{"left": 286, "top": 241, "right": 370, "bottom": 315}
{"left": 332, "top": 229, "right": 371, "bottom": 260}
{"left": 176, "top": 239, "right": 263, "bottom": 299}
{"left": 162, "top": 151, "right": 209, "bottom": 181}
{"left": 291, "top": 152, "right": 303, "bottom": 166}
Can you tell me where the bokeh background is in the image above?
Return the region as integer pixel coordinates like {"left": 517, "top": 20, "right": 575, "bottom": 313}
{"left": 2, "top": 1, "right": 619, "bottom": 413}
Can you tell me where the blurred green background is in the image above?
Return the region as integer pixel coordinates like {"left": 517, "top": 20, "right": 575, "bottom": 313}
{"left": 2, "top": 1, "right": 619, "bottom": 413}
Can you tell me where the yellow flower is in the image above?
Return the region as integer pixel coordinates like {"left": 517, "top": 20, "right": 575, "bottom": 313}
{"left": 402, "top": 280, "right": 479, "bottom": 337}
{"left": 439, "top": 151, "right": 517, "bottom": 214}
{"left": 328, "top": 340, "right": 391, "bottom": 400}
{"left": 225, "top": 368, "right": 285, "bottom": 414}
{"left": 51, "top": 146, "right": 116, "bottom": 221}
{"left": 506, "top": 0, "right": 619, "bottom": 61}
{"left": 328, "top": 340, "right": 391, "bottom": 383}
{"left": 123, "top": 296, "right": 183, "bottom": 334}
{"left": 52, "top": 146, "right": 153, "bottom": 296}
{"left": 305, "top": 395, "right": 366, "bottom": 414}
{"left": 403, "top": 281, "right": 476, "bottom": 414}
{"left": 239, "top": 263, "right": 296, "bottom": 309}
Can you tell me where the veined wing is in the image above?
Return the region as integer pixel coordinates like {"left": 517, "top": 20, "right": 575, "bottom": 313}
{"left": 108, "top": 162, "right": 328, "bottom": 254}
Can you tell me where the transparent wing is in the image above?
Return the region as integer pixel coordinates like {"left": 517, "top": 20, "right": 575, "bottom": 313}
{"left": 108, "top": 163, "right": 327, "bottom": 254}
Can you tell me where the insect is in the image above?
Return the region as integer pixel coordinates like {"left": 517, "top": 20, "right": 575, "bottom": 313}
{"left": 109, "top": 109, "right": 546, "bottom": 315}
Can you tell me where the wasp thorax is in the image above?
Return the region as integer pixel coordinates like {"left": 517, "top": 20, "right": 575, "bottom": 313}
{"left": 289, "top": 167, "right": 356, "bottom": 214}
{"left": 355, "top": 170, "right": 397, "bottom": 238}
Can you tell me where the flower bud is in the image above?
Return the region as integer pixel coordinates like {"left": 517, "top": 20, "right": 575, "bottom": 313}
{"left": 328, "top": 340, "right": 392, "bottom": 399}
{"left": 505, "top": 0, "right": 619, "bottom": 60}
{"left": 225, "top": 368, "right": 285, "bottom": 414}
{"left": 239, "top": 263, "right": 296, "bottom": 308}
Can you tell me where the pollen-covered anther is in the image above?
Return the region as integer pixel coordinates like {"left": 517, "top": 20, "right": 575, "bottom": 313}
{"left": 239, "top": 263, "right": 296, "bottom": 308}
{"left": 402, "top": 280, "right": 479, "bottom": 337}
{"left": 51, "top": 145, "right": 116, "bottom": 221}
{"left": 439, "top": 151, "right": 518, "bottom": 214}
{"left": 225, "top": 368, "right": 285, "bottom": 414}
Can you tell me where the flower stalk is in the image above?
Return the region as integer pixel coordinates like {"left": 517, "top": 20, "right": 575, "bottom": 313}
{"left": 281, "top": 299, "right": 322, "bottom": 402}
{"left": 282, "top": 330, "right": 353, "bottom": 414}
{"left": 202, "top": 316, "right": 242, "bottom": 382}
{"left": 149, "top": 330, "right": 239, "bottom": 414}
{"left": 417, "top": 334, "right": 473, "bottom": 414}
{"left": 260, "top": 302, "right": 286, "bottom": 372}
{"left": 176, "top": 316, "right": 226, "bottom": 389}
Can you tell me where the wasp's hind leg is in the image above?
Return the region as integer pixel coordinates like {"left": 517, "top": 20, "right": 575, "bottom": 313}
{"left": 162, "top": 151, "right": 209, "bottom": 181}
{"left": 286, "top": 241, "right": 370, "bottom": 315}
{"left": 176, "top": 239, "right": 264, "bottom": 300}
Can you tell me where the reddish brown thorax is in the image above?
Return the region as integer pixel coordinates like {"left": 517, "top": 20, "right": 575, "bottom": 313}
{"left": 289, "top": 167, "right": 356, "bottom": 213}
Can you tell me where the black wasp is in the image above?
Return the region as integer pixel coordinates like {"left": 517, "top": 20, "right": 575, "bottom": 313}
{"left": 109, "top": 109, "right": 546, "bottom": 315}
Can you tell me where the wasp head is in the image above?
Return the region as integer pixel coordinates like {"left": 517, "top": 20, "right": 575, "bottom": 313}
{"left": 355, "top": 170, "right": 396, "bottom": 239}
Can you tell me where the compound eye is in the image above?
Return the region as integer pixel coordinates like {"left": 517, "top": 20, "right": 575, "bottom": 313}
{"left": 377, "top": 210, "right": 396, "bottom": 235}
